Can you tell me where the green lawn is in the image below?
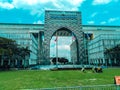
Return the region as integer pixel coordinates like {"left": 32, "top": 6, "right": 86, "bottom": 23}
{"left": 0, "top": 68, "right": 120, "bottom": 90}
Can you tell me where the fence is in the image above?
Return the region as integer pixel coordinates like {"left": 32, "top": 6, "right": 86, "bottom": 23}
{"left": 23, "top": 84, "right": 120, "bottom": 90}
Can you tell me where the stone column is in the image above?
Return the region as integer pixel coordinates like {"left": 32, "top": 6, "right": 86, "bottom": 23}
{"left": 1, "top": 59, "right": 3, "bottom": 66}
{"left": 103, "top": 58, "right": 105, "bottom": 65}
{"left": 8, "top": 59, "right": 10, "bottom": 65}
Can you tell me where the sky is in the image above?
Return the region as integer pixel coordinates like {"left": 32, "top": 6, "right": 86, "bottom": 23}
{"left": 50, "top": 37, "right": 72, "bottom": 60}
{"left": 0, "top": 0, "right": 120, "bottom": 60}
{"left": 0, "top": 0, "right": 120, "bottom": 25}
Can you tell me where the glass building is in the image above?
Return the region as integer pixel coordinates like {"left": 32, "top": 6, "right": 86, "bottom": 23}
{"left": 0, "top": 11, "right": 120, "bottom": 67}
{"left": 0, "top": 23, "right": 44, "bottom": 67}
{"left": 88, "top": 33, "right": 120, "bottom": 66}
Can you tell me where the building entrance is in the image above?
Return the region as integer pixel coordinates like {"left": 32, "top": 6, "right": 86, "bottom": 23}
{"left": 43, "top": 10, "right": 85, "bottom": 64}
{"left": 50, "top": 27, "right": 79, "bottom": 65}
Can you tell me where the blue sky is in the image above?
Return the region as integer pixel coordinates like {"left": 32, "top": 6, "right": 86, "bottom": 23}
{"left": 0, "top": 0, "right": 120, "bottom": 60}
{"left": 0, "top": 0, "right": 120, "bottom": 25}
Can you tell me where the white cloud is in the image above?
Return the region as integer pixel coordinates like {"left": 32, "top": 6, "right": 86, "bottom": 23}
{"left": 91, "top": 12, "right": 97, "bottom": 17}
{"left": 50, "top": 37, "right": 72, "bottom": 58}
{"left": 58, "top": 45, "right": 70, "bottom": 50}
{"left": 68, "top": 0, "right": 85, "bottom": 6}
{"left": 58, "top": 37, "right": 72, "bottom": 45}
{"left": 100, "top": 21, "right": 106, "bottom": 24}
{"left": 50, "top": 42, "right": 70, "bottom": 59}
{"left": 87, "top": 21, "right": 94, "bottom": 24}
{"left": 92, "top": 0, "right": 112, "bottom": 5}
{"left": 108, "top": 17, "right": 119, "bottom": 23}
{"left": 0, "top": 2, "right": 14, "bottom": 9}
{"left": 33, "top": 20, "right": 43, "bottom": 24}
{"left": 0, "top": 0, "right": 85, "bottom": 15}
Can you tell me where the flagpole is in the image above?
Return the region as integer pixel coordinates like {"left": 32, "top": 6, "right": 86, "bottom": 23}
{"left": 72, "top": 32, "right": 75, "bottom": 67}
{"left": 56, "top": 32, "right": 58, "bottom": 68}
{"left": 87, "top": 32, "right": 90, "bottom": 66}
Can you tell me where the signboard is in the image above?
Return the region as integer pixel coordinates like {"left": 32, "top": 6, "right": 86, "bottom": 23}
{"left": 114, "top": 76, "right": 120, "bottom": 85}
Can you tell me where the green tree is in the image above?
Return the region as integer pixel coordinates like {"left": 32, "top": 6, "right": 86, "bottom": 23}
{"left": 18, "top": 47, "right": 31, "bottom": 68}
{"left": 104, "top": 44, "right": 120, "bottom": 66}
{"left": 0, "top": 37, "right": 16, "bottom": 69}
{"left": 0, "top": 37, "right": 31, "bottom": 69}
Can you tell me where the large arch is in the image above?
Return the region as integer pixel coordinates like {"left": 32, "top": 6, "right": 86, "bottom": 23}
{"left": 43, "top": 10, "right": 85, "bottom": 64}
{"left": 50, "top": 27, "right": 78, "bottom": 63}
{"left": 44, "top": 25, "right": 85, "bottom": 64}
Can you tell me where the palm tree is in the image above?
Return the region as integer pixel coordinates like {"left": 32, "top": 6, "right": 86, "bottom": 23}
{"left": 104, "top": 44, "right": 120, "bottom": 66}
{"left": 0, "top": 37, "right": 31, "bottom": 69}
{"left": 0, "top": 37, "right": 16, "bottom": 69}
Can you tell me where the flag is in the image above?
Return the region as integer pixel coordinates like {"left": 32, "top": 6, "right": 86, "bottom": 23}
{"left": 90, "top": 33, "right": 94, "bottom": 40}
{"left": 72, "top": 36, "right": 75, "bottom": 40}
{"left": 72, "top": 33, "right": 76, "bottom": 41}
{"left": 87, "top": 33, "right": 90, "bottom": 40}
{"left": 54, "top": 36, "right": 58, "bottom": 42}
{"left": 42, "top": 35, "right": 44, "bottom": 41}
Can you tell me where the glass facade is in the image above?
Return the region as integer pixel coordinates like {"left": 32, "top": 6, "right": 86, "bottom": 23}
{"left": 0, "top": 24, "right": 44, "bottom": 67}
{"left": 45, "top": 10, "right": 81, "bottom": 25}
{"left": 0, "top": 30, "right": 38, "bottom": 65}
{"left": 88, "top": 34, "right": 120, "bottom": 66}
{"left": 0, "top": 11, "right": 120, "bottom": 67}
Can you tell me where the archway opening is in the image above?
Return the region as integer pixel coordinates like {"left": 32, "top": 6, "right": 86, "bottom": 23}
{"left": 50, "top": 27, "right": 78, "bottom": 65}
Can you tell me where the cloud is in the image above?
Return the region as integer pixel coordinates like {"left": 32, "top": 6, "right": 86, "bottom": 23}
{"left": 108, "top": 17, "right": 119, "bottom": 23}
{"left": 99, "top": 17, "right": 119, "bottom": 25}
{"left": 58, "top": 45, "right": 70, "bottom": 50}
{"left": 33, "top": 20, "right": 43, "bottom": 24}
{"left": 92, "top": 0, "right": 112, "bottom": 5}
{"left": 91, "top": 12, "right": 97, "bottom": 17}
{"left": 0, "top": 2, "right": 14, "bottom": 9}
{"left": 100, "top": 21, "right": 106, "bottom": 24}
{"left": 50, "top": 37, "right": 72, "bottom": 48}
{"left": 50, "top": 37, "right": 72, "bottom": 58}
{"left": 50, "top": 42, "right": 70, "bottom": 59}
{"left": 87, "top": 21, "right": 95, "bottom": 24}
{"left": 0, "top": 0, "right": 85, "bottom": 15}
{"left": 68, "top": 0, "right": 85, "bottom": 6}
{"left": 58, "top": 37, "right": 72, "bottom": 45}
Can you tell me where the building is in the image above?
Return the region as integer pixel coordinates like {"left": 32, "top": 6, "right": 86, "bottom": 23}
{"left": 83, "top": 25, "right": 120, "bottom": 66}
{"left": 70, "top": 25, "right": 120, "bottom": 66}
{"left": 0, "top": 10, "right": 120, "bottom": 67}
{"left": 0, "top": 23, "right": 44, "bottom": 67}
{"left": 88, "top": 34, "right": 120, "bottom": 66}
{"left": 70, "top": 41, "right": 77, "bottom": 64}
{"left": 43, "top": 10, "right": 84, "bottom": 64}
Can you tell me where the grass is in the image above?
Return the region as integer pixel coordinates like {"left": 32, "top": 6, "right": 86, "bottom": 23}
{"left": 0, "top": 68, "right": 120, "bottom": 90}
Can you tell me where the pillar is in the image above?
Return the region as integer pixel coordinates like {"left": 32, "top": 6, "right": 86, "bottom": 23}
{"left": 1, "top": 59, "right": 3, "bottom": 66}
{"left": 8, "top": 59, "right": 10, "bottom": 65}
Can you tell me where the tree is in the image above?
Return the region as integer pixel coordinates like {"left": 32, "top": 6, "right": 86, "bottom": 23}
{"left": 18, "top": 47, "right": 31, "bottom": 68}
{"left": 52, "top": 57, "right": 68, "bottom": 65}
{"left": 0, "top": 37, "right": 16, "bottom": 69}
{"left": 58, "top": 58, "right": 68, "bottom": 64}
{"left": 0, "top": 37, "right": 31, "bottom": 69}
{"left": 104, "top": 44, "right": 120, "bottom": 66}
{"left": 52, "top": 57, "right": 60, "bottom": 65}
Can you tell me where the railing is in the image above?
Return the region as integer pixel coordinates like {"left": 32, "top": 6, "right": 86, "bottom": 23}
{"left": 22, "top": 84, "right": 120, "bottom": 90}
